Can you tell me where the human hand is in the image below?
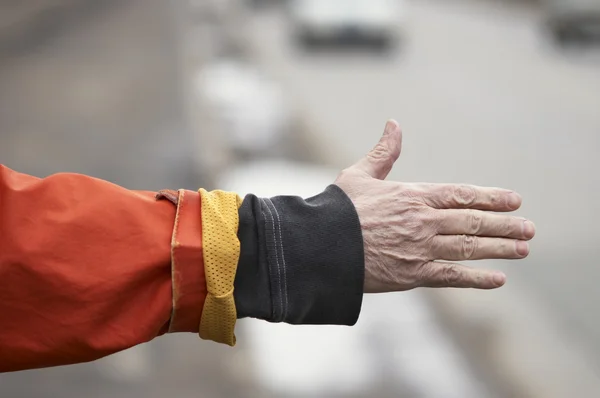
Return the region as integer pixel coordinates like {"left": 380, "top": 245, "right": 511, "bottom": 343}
{"left": 334, "top": 120, "right": 535, "bottom": 293}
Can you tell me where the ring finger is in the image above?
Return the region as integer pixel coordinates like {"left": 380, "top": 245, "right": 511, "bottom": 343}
{"left": 431, "top": 235, "right": 530, "bottom": 261}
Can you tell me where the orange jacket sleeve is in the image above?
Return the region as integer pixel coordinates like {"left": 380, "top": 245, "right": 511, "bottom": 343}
{"left": 0, "top": 165, "right": 206, "bottom": 372}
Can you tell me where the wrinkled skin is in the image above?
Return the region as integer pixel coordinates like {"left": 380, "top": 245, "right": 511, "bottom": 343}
{"left": 335, "top": 120, "right": 535, "bottom": 293}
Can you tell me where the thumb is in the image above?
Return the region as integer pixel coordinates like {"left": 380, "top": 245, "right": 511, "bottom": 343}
{"left": 354, "top": 119, "right": 402, "bottom": 180}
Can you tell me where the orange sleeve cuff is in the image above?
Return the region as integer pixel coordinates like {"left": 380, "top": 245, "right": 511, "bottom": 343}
{"left": 158, "top": 189, "right": 207, "bottom": 334}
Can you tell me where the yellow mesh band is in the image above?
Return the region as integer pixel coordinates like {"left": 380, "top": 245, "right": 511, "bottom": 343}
{"left": 198, "top": 189, "right": 242, "bottom": 346}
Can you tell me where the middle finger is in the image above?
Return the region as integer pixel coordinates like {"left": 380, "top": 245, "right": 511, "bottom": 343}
{"left": 431, "top": 235, "right": 530, "bottom": 261}
{"left": 435, "top": 209, "right": 535, "bottom": 240}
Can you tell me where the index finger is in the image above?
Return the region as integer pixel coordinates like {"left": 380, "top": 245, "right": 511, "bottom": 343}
{"left": 416, "top": 183, "right": 522, "bottom": 212}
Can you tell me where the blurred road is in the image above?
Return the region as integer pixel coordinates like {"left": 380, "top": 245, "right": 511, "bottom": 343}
{"left": 1, "top": 0, "right": 600, "bottom": 396}
{"left": 247, "top": 0, "right": 600, "bottom": 374}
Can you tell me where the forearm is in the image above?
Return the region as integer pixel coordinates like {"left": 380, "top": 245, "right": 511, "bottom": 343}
{"left": 0, "top": 165, "right": 204, "bottom": 372}
{"left": 0, "top": 164, "right": 367, "bottom": 372}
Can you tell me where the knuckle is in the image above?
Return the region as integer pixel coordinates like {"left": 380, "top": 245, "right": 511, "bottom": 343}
{"left": 507, "top": 217, "right": 519, "bottom": 236}
{"left": 398, "top": 183, "right": 422, "bottom": 200}
{"left": 454, "top": 185, "right": 477, "bottom": 207}
{"left": 395, "top": 186, "right": 411, "bottom": 201}
{"left": 469, "top": 210, "right": 483, "bottom": 235}
{"left": 443, "top": 263, "right": 462, "bottom": 286}
{"left": 368, "top": 143, "right": 393, "bottom": 165}
{"left": 440, "top": 186, "right": 455, "bottom": 205}
{"left": 461, "top": 235, "right": 477, "bottom": 259}
{"left": 499, "top": 239, "right": 510, "bottom": 254}
{"left": 399, "top": 187, "right": 418, "bottom": 199}
{"left": 420, "top": 210, "right": 440, "bottom": 234}
{"left": 423, "top": 209, "right": 438, "bottom": 225}
{"left": 403, "top": 202, "right": 425, "bottom": 218}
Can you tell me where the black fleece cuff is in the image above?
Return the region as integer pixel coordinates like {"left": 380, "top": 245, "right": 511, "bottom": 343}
{"left": 234, "top": 184, "right": 364, "bottom": 325}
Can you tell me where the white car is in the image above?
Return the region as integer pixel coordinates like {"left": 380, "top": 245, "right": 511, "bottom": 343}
{"left": 288, "top": 0, "right": 405, "bottom": 50}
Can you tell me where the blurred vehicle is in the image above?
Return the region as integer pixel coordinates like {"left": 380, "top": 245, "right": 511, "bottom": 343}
{"left": 542, "top": 0, "right": 600, "bottom": 45}
{"left": 194, "top": 58, "right": 294, "bottom": 159}
{"left": 288, "top": 0, "right": 403, "bottom": 50}
{"left": 0, "top": 0, "right": 84, "bottom": 51}
{"left": 245, "top": 0, "right": 280, "bottom": 9}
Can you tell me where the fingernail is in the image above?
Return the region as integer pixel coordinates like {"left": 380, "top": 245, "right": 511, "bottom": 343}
{"left": 493, "top": 272, "right": 506, "bottom": 286}
{"left": 516, "top": 240, "right": 529, "bottom": 257}
{"left": 384, "top": 119, "right": 398, "bottom": 135}
{"left": 508, "top": 192, "right": 522, "bottom": 209}
{"left": 523, "top": 220, "right": 536, "bottom": 239}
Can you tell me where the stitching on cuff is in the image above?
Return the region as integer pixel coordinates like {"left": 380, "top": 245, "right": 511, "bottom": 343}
{"left": 260, "top": 198, "right": 284, "bottom": 322}
{"left": 264, "top": 198, "right": 289, "bottom": 321}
